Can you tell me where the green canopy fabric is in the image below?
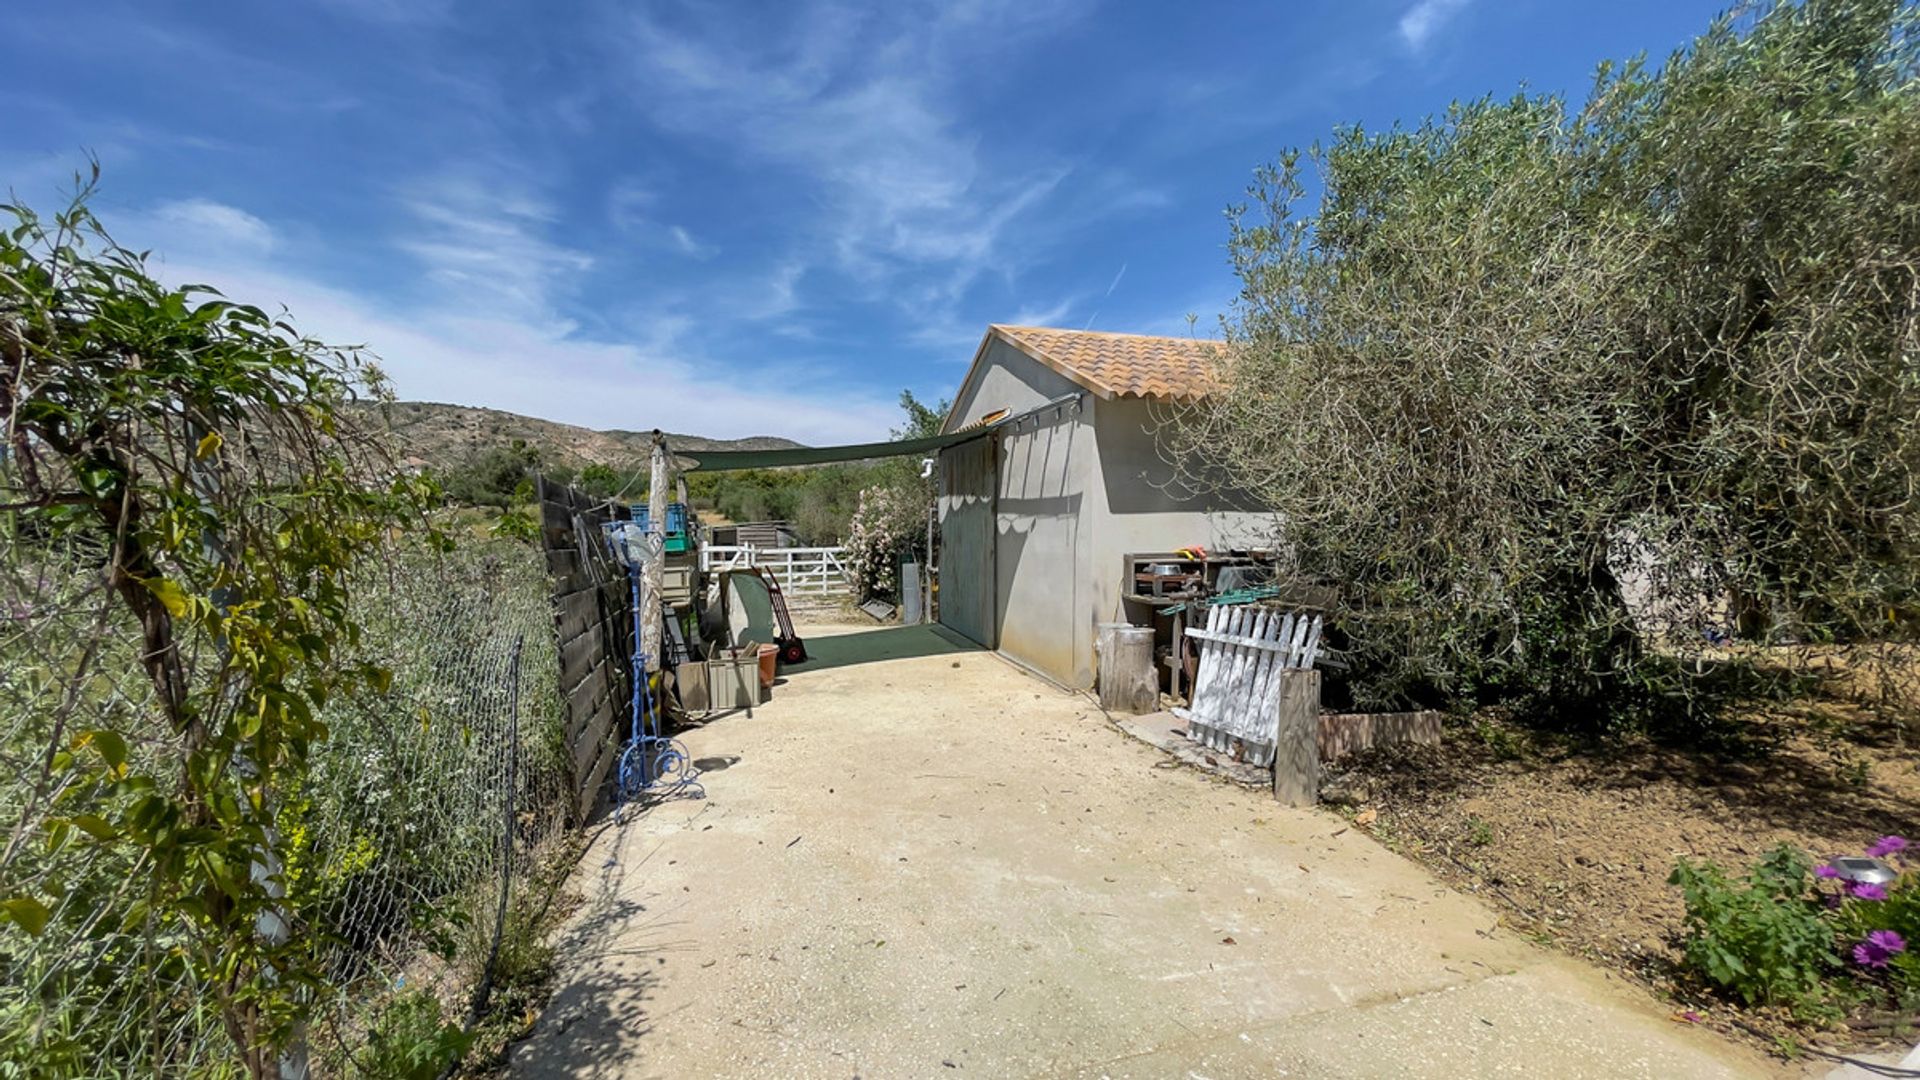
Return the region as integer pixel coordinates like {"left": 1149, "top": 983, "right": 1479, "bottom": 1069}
{"left": 676, "top": 427, "right": 993, "bottom": 472}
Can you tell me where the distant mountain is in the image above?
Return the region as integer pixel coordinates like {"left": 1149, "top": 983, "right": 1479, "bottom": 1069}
{"left": 359, "top": 401, "right": 805, "bottom": 472}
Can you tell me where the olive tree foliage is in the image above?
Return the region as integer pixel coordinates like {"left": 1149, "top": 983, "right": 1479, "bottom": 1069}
{"left": 1171, "top": 0, "right": 1920, "bottom": 732}
{"left": 0, "top": 176, "right": 435, "bottom": 1073}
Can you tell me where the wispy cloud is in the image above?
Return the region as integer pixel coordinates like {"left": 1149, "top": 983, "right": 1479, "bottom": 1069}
{"left": 668, "top": 224, "right": 717, "bottom": 259}
{"left": 152, "top": 198, "right": 277, "bottom": 256}
{"left": 605, "top": 182, "right": 656, "bottom": 231}
{"left": 393, "top": 171, "right": 594, "bottom": 324}
{"left": 1398, "top": 0, "right": 1470, "bottom": 50}
{"left": 131, "top": 198, "right": 896, "bottom": 444}
{"left": 606, "top": 1, "right": 1090, "bottom": 312}
{"left": 1082, "top": 261, "right": 1127, "bottom": 329}
{"left": 1009, "top": 296, "right": 1077, "bottom": 328}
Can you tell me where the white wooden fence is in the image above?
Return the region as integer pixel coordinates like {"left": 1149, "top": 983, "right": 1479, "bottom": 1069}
{"left": 700, "top": 544, "right": 855, "bottom": 598}
{"left": 1173, "top": 607, "right": 1323, "bottom": 767}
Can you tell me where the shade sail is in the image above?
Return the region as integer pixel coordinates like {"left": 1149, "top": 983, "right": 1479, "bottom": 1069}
{"left": 675, "top": 428, "right": 992, "bottom": 472}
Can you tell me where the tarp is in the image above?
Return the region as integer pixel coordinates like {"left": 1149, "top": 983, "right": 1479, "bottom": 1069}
{"left": 675, "top": 427, "right": 992, "bottom": 472}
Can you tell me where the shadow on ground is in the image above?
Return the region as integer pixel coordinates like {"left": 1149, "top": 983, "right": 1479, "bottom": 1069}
{"left": 789, "top": 623, "right": 978, "bottom": 672}
{"left": 507, "top": 822, "right": 701, "bottom": 1078}
{"left": 1336, "top": 722, "right": 1920, "bottom": 842}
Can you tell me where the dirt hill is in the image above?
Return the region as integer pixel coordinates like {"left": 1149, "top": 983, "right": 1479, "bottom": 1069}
{"left": 360, "top": 401, "right": 804, "bottom": 471}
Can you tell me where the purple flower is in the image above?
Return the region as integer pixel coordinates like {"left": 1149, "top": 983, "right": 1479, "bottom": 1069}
{"left": 1852, "top": 930, "right": 1907, "bottom": 969}
{"left": 1867, "top": 836, "right": 1910, "bottom": 859}
{"left": 1815, "top": 863, "right": 1842, "bottom": 879}
{"left": 1848, "top": 882, "right": 1889, "bottom": 901}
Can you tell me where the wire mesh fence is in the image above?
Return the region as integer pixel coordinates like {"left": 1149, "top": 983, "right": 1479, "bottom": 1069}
{"left": 0, "top": 534, "right": 570, "bottom": 1077}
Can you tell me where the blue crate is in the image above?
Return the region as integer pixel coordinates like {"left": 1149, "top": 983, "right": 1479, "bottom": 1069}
{"left": 632, "top": 502, "right": 690, "bottom": 535}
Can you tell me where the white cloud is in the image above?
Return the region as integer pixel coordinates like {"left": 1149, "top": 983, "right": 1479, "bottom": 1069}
{"left": 393, "top": 172, "right": 595, "bottom": 324}
{"left": 1398, "top": 0, "right": 1470, "bottom": 50}
{"left": 668, "top": 224, "right": 717, "bottom": 259}
{"left": 151, "top": 198, "right": 277, "bottom": 256}
{"left": 754, "top": 261, "right": 807, "bottom": 320}
{"left": 1008, "top": 297, "right": 1076, "bottom": 328}
{"left": 131, "top": 198, "right": 897, "bottom": 444}
{"left": 606, "top": 182, "right": 657, "bottom": 231}
{"left": 609, "top": 1, "right": 1088, "bottom": 307}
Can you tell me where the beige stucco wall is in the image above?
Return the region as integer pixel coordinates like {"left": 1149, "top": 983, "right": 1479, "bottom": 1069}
{"left": 939, "top": 339, "right": 1273, "bottom": 689}
{"left": 1083, "top": 397, "right": 1276, "bottom": 640}
{"left": 942, "top": 338, "right": 1096, "bottom": 685}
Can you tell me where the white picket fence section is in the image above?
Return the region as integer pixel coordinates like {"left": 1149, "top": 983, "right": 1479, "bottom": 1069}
{"left": 1173, "top": 607, "right": 1323, "bottom": 767}
{"left": 700, "top": 544, "right": 855, "bottom": 598}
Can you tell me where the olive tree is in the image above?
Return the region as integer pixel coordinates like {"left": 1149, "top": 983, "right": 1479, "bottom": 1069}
{"left": 1174, "top": 0, "right": 1920, "bottom": 733}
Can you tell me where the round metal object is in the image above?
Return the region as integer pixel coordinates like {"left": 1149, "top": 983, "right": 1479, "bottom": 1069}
{"left": 1830, "top": 856, "right": 1897, "bottom": 885}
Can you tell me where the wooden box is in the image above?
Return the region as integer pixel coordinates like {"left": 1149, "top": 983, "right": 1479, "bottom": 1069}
{"left": 707, "top": 652, "right": 757, "bottom": 709}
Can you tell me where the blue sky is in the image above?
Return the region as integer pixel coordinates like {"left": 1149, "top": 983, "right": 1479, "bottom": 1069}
{"left": 3, "top": 0, "right": 1729, "bottom": 443}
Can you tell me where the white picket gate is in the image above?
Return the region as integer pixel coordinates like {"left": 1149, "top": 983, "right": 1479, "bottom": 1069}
{"left": 700, "top": 544, "right": 855, "bottom": 598}
{"left": 1173, "top": 607, "right": 1323, "bottom": 767}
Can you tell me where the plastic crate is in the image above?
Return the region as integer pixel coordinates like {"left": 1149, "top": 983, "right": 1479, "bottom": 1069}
{"left": 632, "top": 502, "right": 690, "bottom": 535}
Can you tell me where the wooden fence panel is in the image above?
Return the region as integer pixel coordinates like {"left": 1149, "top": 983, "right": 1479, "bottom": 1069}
{"left": 1174, "top": 607, "right": 1323, "bottom": 769}
{"left": 536, "top": 475, "right": 630, "bottom": 823}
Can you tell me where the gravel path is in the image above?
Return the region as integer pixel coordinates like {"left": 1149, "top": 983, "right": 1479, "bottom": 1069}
{"left": 512, "top": 624, "right": 1781, "bottom": 1079}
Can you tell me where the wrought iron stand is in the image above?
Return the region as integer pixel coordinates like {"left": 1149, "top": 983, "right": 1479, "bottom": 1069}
{"left": 615, "top": 552, "right": 703, "bottom": 815}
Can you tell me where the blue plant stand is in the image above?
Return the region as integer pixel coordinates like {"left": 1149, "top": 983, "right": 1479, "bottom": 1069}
{"left": 614, "top": 555, "right": 703, "bottom": 816}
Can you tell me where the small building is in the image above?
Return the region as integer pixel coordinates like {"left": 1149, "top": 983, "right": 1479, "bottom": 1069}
{"left": 709, "top": 520, "right": 803, "bottom": 548}
{"left": 936, "top": 325, "right": 1271, "bottom": 688}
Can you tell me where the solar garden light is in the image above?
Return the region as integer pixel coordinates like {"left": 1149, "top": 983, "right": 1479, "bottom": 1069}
{"left": 1829, "top": 856, "right": 1898, "bottom": 886}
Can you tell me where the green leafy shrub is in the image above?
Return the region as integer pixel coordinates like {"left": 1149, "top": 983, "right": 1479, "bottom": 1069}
{"left": 1, "top": 181, "right": 569, "bottom": 1076}
{"left": 1673, "top": 837, "right": 1920, "bottom": 1017}
{"left": 442, "top": 441, "right": 542, "bottom": 509}
{"left": 1670, "top": 845, "right": 1836, "bottom": 1012}
{"left": 1, "top": 175, "right": 439, "bottom": 1075}
{"left": 353, "top": 989, "right": 472, "bottom": 1080}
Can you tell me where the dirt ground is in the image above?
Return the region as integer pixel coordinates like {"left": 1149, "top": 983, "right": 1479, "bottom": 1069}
{"left": 1321, "top": 711, "right": 1920, "bottom": 1056}
{"left": 510, "top": 623, "right": 1783, "bottom": 1079}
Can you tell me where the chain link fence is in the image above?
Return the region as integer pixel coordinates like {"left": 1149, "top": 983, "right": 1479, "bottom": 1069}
{"left": 0, "top": 533, "right": 571, "bottom": 1077}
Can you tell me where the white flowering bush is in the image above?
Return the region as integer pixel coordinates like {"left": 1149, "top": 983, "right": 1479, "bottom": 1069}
{"left": 845, "top": 480, "right": 930, "bottom": 600}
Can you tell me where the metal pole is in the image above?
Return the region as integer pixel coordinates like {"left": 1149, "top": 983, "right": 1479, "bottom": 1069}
{"left": 642, "top": 433, "right": 668, "bottom": 678}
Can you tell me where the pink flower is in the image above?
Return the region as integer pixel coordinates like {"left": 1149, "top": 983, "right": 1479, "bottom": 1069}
{"left": 1853, "top": 930, "right": 1907, "bottom": 969}
{"left": 1867, "top": 836, "right": 1910, "bottom": 859}
{"left": 1815, "top": 863, "right": 1841, "bottom": 879}
{"left": 1848, "top": 882, "right": 1889, "bottom": 901}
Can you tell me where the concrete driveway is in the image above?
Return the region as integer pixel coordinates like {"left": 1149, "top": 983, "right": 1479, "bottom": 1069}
{"left": 512, "top": 624, "right": 1777, "bottom": 1079}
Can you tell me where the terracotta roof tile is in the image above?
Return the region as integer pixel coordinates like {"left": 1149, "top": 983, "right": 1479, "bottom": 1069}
{"left": 990, "top": 324, "right": 1223, "bottom": 401}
